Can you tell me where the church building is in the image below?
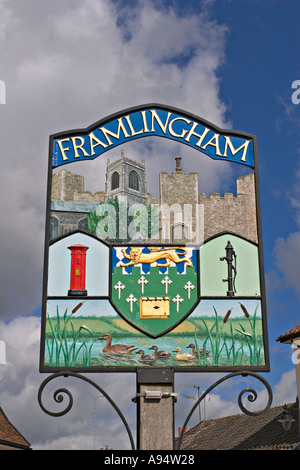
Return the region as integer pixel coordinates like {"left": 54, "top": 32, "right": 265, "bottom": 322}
{"left": 105, "top": 149, "right": 147, "bottom": 206}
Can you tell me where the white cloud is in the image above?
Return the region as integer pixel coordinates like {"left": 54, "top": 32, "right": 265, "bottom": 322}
{"left": 0, "top": 0, "right": 231, "bottom": 320}
{"left": 0, "top": 0, "right": 265, "bottom": 450}
{"left": 0, "top": 315, "right": 136, "bottom": 449}
{"left": 272, "top": 369, "right": 297, "bottom": 404}
{"left": 274, "top": 232, "right": 300, "bottom": 296}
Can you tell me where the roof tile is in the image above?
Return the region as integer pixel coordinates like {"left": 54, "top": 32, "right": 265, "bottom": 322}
{"left": 177, "top": 403, "right": 299, "bottom": 450}
{"left": 0, "top": 407, "right": 31, "bottom": 449}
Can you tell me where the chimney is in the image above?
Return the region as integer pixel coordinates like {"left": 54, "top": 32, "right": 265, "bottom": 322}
{"left": 175, "top": 157, "right": 182, "bottom": 172}
{"left": 178, "top": 427, "right": 188, "bottom": 437}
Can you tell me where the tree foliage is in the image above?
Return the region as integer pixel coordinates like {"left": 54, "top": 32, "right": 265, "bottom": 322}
{"left": 87, "top": 197, "right": 159, "bottom": 243}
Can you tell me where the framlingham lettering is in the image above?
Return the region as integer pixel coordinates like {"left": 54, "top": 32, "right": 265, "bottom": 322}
{"left": 54, "top": 108, "right": 253, "bottom": 167}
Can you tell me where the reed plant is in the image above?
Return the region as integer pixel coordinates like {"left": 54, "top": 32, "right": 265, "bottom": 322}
{"left": 236, "top": 302, "right": 263, "bottom": 366}
{"left": 46, "top": 303, "right": 94, "bottom": 367}
{"left": 195, "top": 303, "right": 263, "bottom": 366}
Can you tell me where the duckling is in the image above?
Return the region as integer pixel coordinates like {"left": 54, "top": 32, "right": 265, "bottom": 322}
{"left": 99, "top": 333, "right": 137, "bottom": 354}
{"left": 173, "top": 347, "right": 195, "bottom": 361}
{"left": 149, "top": 345, "right": 171, "bottom": 358}
{"left": 136, "top": 349, "right": 157, "bottom": 363}
{"left": 187, "top": 343, "right": 210, "bottom": 357}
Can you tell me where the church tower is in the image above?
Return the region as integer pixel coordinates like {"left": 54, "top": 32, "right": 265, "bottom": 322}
{"left": 105, "top": 150, "right": 147, "bottom": 206}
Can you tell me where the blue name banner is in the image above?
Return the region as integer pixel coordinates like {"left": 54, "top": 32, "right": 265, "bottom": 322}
{"left": 52, "top": 104, "right": 255, "bottom": 168}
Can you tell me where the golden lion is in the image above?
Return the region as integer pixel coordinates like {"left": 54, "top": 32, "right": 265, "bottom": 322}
{"left": 120, "top": 247, "right": 193, "bottom": 267}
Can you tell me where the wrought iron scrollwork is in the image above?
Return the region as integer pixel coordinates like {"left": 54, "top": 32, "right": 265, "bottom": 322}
{"left": 38, "top": 370, "right": 272, "bottom": 451}
{"left": 177, "top": 371, "right": 273, "bottom": 450}
{"left": 38, "top": 371, "right": 135, "bottom": 450}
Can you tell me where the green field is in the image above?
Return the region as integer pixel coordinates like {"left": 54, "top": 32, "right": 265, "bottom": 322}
{"left": 45, "top": 314, "right": 262, "bottom": 340}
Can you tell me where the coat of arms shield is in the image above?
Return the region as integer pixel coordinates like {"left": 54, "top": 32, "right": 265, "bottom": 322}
{"left": 110, "top": 245, "right": 200, "bottom": 337}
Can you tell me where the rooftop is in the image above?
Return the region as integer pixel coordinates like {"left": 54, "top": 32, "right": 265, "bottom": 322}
{"left": 277, "top": 325, "right": 300, "bottom": 344}
{"left": 0, "top": 407, "right": 31, "bottom": 450}
{"left": 177, "top": 402, "right": 299, "bottom": 450}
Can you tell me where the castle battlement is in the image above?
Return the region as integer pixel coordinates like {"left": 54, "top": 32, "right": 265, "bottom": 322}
{"left": 52, "top": 169, "right": 105, "bottom": 203}
{"left": 51, "top": 156, "right": 257, "bottom": 244}
{"left": 197, "top": 173, "right": 257, "bottom": 243}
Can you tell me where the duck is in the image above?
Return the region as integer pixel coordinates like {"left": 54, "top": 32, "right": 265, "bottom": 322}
{"left": 98, "top": 333, "right": 137, "bottom": 354}
{"left": 173, "top": 347, "right": 195, "bottom": 361}
{"left": 149, "top": 345, "right": 171, "bottom": 358}
{"left": 136, "top": 349, "right": 157, "bottom": 363}
{"left": 187, "top": 343, "right": 210, "bottom": 357}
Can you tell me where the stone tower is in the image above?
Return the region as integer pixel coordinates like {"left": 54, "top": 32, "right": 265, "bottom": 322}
{"left": 105, "top": 150, "right": 147, "bottom": 206}
{"left": 159, "top": 157, "right": 200, "bottom": 243}
{"left": 51, "top": 169, "right": 85, "bottom": 201}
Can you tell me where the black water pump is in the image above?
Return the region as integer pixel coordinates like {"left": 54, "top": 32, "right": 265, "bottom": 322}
{"left": 220, "top": 240, "right": 237, "bottom": 297}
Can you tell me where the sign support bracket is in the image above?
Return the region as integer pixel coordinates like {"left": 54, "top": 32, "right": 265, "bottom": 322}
{"left": 136, "top": 368, "right": 175, "bottom": 450}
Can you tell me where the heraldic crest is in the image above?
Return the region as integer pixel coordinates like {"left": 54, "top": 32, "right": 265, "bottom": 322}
{"left": 110, "top": 245, "right": 200, "bottom": 337}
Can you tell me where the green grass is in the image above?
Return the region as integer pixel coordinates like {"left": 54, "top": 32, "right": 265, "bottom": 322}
{"left": 46, "top": 305, "right": 94, "bottom": 367}
{"left": 45, "top": 303, "right": 265, "bottom": 368}
{"left": 193, "top": 303, "right": 264, "bottom": 366}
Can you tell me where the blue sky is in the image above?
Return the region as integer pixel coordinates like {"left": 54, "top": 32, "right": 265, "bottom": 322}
{"left": 0, "top": 0, "right": 300, "bottom": 450}
{"left": 213, "top": 1, "right": 300, "bottom": 377}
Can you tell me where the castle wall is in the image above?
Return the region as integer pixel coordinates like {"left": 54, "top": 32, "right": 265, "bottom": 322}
{"left": 160, "top": 171, "right": 199, "bottom": 205}
{"left": 52, "top": 169, "right": 84, "bottom": 201}
{"left": 236, "top": 173, "right": 257, "bottom": 242}
{"left": 159, "top": 158, "right": 257, "bottom": 244}
{"left": 51, "top": 169, "right": 105, "bottom": 203}
{"left": 50, "top": 159, "right": 257, "bottom": 245}
{"left": 73, "top": 191, "right": 105, "bottom": 203}
{"left": 198, "top": 173, "right": 257, "bottom": 243}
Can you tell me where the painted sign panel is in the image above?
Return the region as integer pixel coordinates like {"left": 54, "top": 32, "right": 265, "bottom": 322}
{"left": 40, "top": 104, "right": 269, "bottom": 372}
{"left": 52, "top": 105, "right": 254, "bottom": 168}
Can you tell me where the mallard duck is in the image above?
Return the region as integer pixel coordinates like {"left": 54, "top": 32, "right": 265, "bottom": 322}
{"left": 136, "top": 349, "right": 157, "bottom": 363}
{"left": 98, "top": 333, "right": 137, "bottom": 354}
{"left": 173, "top": 347, "right": 195, "bottom": 361}
{"left": 149, "top": 345, "right": 171, "bottom": 357}
{"left": 187, "top": 343, "right": 210, "bottom": 357}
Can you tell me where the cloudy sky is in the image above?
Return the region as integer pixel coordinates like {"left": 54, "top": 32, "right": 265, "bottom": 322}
{"left": 0, "top": 0, "right": 300, "bottom": 450}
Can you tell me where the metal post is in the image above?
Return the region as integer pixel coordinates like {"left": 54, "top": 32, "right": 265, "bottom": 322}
{"left": 135, "top": 369, "right": 174, "bottom": 450}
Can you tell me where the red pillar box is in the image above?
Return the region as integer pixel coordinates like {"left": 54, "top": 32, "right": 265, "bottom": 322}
{"left": 68, "top": 244, "right": 89, "bottom": 296}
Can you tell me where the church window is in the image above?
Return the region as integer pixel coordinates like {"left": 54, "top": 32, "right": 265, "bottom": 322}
{"left": 50, "top": 216, "right": 58, "bottom": 240}
{"left": 129, "top": 170, "right": 139, "bottom": 191}
{"left": 111, "top": 171, "right": 119, "bottom": 190}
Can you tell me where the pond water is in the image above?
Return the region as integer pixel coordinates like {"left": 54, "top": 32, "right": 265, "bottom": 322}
{"left": 44, "top": 334, "right": 264, "bottom": 368}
